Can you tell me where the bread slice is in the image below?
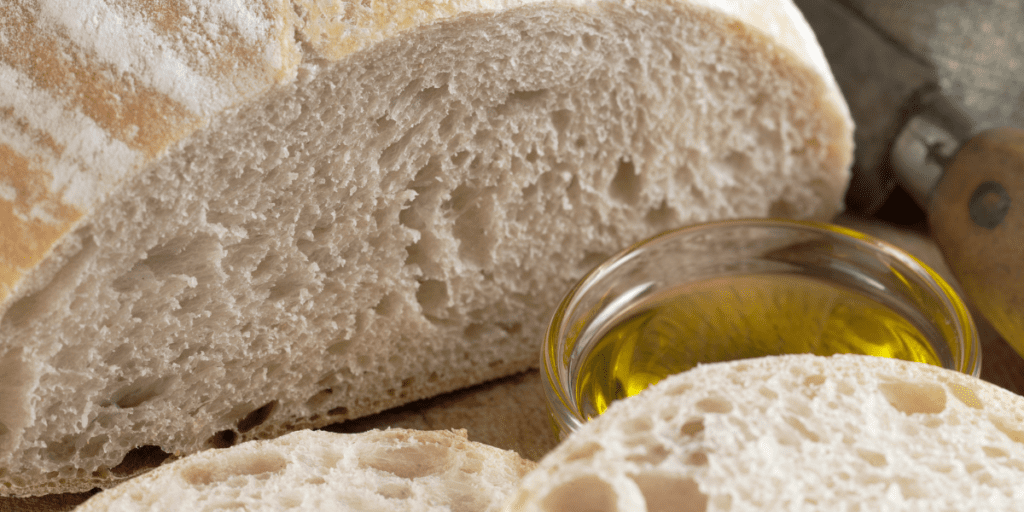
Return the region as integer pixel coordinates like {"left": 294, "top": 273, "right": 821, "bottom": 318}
{"left": 71, "top": 428, "right": 534, "bottom": 511}
{"left": 505, "top": 354, "right": 1024, "bottom": 511}
{"left": 0, "top": 0, "right": 852, "bottom": 495}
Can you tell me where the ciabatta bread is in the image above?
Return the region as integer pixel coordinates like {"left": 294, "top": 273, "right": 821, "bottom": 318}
{"left": 74, "top": 428, "right": 534, "bottom": 511}
{"left": 0, "top": 0, "right": 852, "bottom": 495}
{"left": 506, "top": 354, "right": 1024, "bottom": 511}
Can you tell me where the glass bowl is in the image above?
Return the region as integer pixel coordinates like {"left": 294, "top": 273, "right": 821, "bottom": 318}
{"left": 541, "top": 219, "right": 981, "bottom": 437}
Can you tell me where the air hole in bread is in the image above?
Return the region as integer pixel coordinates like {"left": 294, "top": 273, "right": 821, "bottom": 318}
{"left": 566, "top": 175, "right": 583, "bottom": 204}
{"left": 464, "top": 321, "right": 487, "bottom": 342}
{"left": 804, "top": 374, "right": 826, "bottom": 386}
{"left": 856, "top": 449, "right": 887, "bottom": 467}
{"left": 380, "top": 122, "right": 427, "bottom": 171}
{"left": 1, "top": 236, "right": 98, "bottom": 330}
{"left": 644, "top": 199, "right": 678, "bottom": 231}
{"left": 773, "top": 425, "right": 802, "bottom": 447}
{"left": 449, "top": 187, "right": 497, "bottom": 268}
{"left": 782, "top": 415, "right": 820, "bottom": 443}
{"left": 759, "top": 387, "right": 779, "bottom": 400}
{"left": 990, "top": 417, "right": 1024, "bottom": 446}
{"left": 181, "top": 450, "right": 288, "bottom": 486}
{"left": 374, "top": 114, "right": 397, "bottom": 139}
{"left": 895, "top": 476, "right": 927, "bottom": 499}
{"left": 376, "top": 481, "right": 413, "bottom": 500}
{"left": 946, "top": 382, "right": 984, "bottom": 409}
{"left": 681, "top": 419, "right": 704, "bottom": 437}
{"left": 610, "top": 157, "right": 641, "bottom": 205}
{"left": 878, "top": 381, "right": 947, "bottom": 414}
{"left": 327, "top": 336, "right": 354, "bottom": 355}
{"left": 403, "top": 240, "right": 433, "bottom": 273}
{"left": 551, "top": 109, "right": 572, "bottom": 133}
{"left": 503, "top": 89, "right": 550, "bottom": 110}
{"left": 625, "top": 443, "right": 670, "bottom": 465}
{"left": 412, "top": 86, "right": 447, "bottom": 112}
{"left": 540, "top": 475, "right": 617, "bottom": 512}
{"left": 328, "top": 406, "right": 349, "bottom": 417}
{"left": 696, "top": 396, "right": 733, "bottom": 414}
{"left": 110, "top": 375, "right": 176, "bottom": 408}
{"left": 137, "top": 234, "right": 221, "bottom": 283}
{"left": 449, "top": 150, "right": 471, "bottom": 167}
{"left": 268, "top": 276, "right": 306, "bottom": 302}
{"left": 664, "top": 383, "right": 693, "bottom": 396}
{"left": 416, "top": 279, "right": 449, "bottom": 315}
{"left": 252, "top": 251, "right": 279, "bottom": 281}
{"left": 630, "top": 473, "right": 708, "bottom": 512}
{"left": 206, "top": 430, "right": 238, "bottom": 449}
{"left": 686, "top": 451, "right": 709, "bottom": 466}
{"left": 785, "top": 397, "right": 813, "bottom": 418}
{"left": 460, "top": 455, "right": 485, "bottom": 474}
{"left": 357, "top": 443, "right": 449, "bottom": 479}
{"left": 562, "top": 441, "right": 602, "bottom": 463}
{"left": 237, "top": 401, "right": 278, "bottom": 433}
{"left": 110, "top": 445, "right": 172, "bottom": 477}
{"left": 622, "top": 416, "right": 654, "bottom": 435}
{"left": 45, "top": 436, "right": 76, "bottom": 462}
{"left": 373, "top": 292, "right": 401, "bottom": 317}
{"left": 306, "top": 388, "right": 334, "bottom": 408}
{"left": 983, "top": 446, "right": 1009, "bottom": 458}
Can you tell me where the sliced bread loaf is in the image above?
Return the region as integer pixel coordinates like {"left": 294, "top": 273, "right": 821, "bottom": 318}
{"left": 73, "top": 428, "right": 535, "bottom": 511}
{"left": 0, "top": 0, "right": 852, "bottom": 495}
{"left": 505, "top": 354, "right": 1024, "bottom": 511}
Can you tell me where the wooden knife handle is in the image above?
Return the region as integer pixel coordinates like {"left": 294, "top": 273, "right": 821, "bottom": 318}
{"left": 930, "top": 127, "right": 1024, "bottom": 356}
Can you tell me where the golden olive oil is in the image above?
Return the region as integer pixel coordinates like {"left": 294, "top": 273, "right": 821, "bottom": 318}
{"left": 574, "top": 273, "right": 942, "bottom": 418}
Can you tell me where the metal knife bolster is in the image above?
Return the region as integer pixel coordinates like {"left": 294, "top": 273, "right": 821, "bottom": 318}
{"left": 891, "top": 87, "right": 975, "bottom": 211}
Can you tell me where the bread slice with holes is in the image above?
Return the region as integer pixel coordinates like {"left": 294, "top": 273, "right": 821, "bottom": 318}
{"left": 0, "top": 0, "right": 852, "bottom": 496}
{"left": 504, "top": 354, "right": 1024, "bottom": 511}
{"left": 72, "top": 428, "right": 535, "bottom": 511}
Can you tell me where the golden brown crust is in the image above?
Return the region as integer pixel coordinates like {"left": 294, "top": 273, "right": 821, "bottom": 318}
{"left": 0, "top": 0, "right": 301, "bottom": 303}
{"left": 0, "top": 144, "right": 84, "bottom": 303}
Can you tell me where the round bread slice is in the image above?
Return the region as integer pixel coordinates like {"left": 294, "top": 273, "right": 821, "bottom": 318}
{"left": 75, "top": 428, "right": 535, "bottom": 512}
{"left": 504, "top": 354, "right": 1024, "bottom": 511}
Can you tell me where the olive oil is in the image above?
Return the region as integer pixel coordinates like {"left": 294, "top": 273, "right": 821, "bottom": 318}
{"left": 574, "top": 273, "right": 942, "bottom": 419}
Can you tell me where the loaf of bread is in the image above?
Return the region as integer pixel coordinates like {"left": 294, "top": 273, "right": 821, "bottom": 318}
{"left": 71, "top": 428, "right": 534, "bottom": 511}
{"left": 0, "top": 0, "right": 852, "bottom": 495}
{"left": 506, "top": 354, "right": 1024, "bottom": 511}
